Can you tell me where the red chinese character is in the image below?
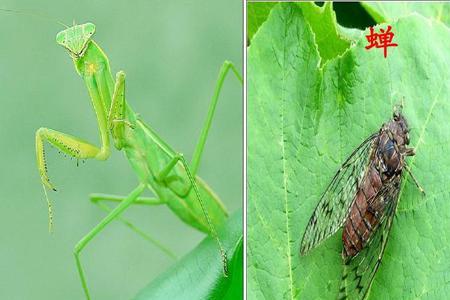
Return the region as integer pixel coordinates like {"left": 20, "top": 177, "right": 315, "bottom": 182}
{"left": 365, "top": 25, "right": 398, "bottom": 58}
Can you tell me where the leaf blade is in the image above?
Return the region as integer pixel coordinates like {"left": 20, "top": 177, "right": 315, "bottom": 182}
{"left": 134, "top": 210, "right": 242, "bottom": 300}
{"left": 248, "top": 3, "right": 450, "bottom": 299}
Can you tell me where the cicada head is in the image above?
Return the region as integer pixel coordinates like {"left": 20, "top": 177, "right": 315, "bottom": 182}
{"left": 391, "top": 109, "right": 410, "bottom": 146}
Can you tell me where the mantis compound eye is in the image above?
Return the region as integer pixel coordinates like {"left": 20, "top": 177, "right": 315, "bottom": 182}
{"left": 84, "top": 22, "right": 96, "bottom": 36}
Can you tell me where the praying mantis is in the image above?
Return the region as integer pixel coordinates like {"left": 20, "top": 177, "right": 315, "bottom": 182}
{"left": 35, "top": 23, "right": 242, "bottom": 299}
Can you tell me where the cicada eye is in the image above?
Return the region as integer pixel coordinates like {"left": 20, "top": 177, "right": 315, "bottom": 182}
{"left": 393, "top": 112, "right": 400, "bottom": 121}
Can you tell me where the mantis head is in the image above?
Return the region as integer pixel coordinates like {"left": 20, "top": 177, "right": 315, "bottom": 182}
{"left": 56, "top": 23, "right": 96, "bottom": 58}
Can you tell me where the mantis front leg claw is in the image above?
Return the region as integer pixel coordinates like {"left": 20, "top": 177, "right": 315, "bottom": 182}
{"left": 35, "top": 127, "right": 110, "bottom": 191}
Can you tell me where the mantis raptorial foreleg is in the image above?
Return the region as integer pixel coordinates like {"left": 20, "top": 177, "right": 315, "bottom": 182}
{"left": 35, "top": 128, "right": 109, "bottom": 191}
{"left": 109, "top": 71, "right": 128, "bottom": 149}
{"left": 36, "top": 64, "right": 112, "bottom": 192}
{"left": 75, "top": 183, "right": 146, "bottom": 300}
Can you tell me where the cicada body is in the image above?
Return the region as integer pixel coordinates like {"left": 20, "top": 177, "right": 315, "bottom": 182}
{"left": 300, "top": 109, "right": 423, "bottom": 299}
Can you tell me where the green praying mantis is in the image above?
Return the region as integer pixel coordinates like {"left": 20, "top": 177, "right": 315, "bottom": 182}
{"left": 35, "top": 22, "right": 242, "bottom": 299}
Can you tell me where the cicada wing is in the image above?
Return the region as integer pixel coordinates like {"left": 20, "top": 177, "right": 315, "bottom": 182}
{"left": 338, "top": 180, "right": 401, "bottom": 300}
{"left": 300, "top": 133, "right": 378, "bottom": 255}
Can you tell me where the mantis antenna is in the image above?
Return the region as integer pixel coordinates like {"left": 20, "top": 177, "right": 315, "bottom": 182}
{"left": 0, "top": 8, "right": 69, "bottom": 28}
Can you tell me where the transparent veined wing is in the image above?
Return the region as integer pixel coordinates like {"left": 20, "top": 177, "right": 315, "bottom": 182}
{"left": 300, "top": 133, "right": 378, "bottom": 255}
{"left": 337, "top": 178, "right": 401, "bottom": 300}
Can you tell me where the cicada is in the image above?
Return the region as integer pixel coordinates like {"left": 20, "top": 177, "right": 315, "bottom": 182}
{"left": 300, "top": 107, "right": 424, "bottom": 299}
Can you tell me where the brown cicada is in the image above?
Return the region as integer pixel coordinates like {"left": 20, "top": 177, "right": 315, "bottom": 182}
{"left": 300, "top": 107, "right": 424, "bottom": 299}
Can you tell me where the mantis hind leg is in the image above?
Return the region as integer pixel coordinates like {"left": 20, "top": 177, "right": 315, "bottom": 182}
{"left": 190, "top": 60, "right": 243, "bottom": 176}
{"left": 74, "top": 184, "right": 145, "bottom": 300}
{"left": 89, "top": 193, "right": 177, "bottom": 260}
{"left": 157, "top": 153, "right": 229, "bottom": 276}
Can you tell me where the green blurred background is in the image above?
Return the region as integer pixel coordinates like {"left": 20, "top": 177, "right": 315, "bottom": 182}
{"left": 0, "top": 0, "right": 242, "bottom": 299}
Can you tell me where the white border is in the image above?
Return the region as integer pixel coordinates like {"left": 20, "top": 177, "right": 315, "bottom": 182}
{"left": 243, "top": 1, "right": 248, "bottom": 299}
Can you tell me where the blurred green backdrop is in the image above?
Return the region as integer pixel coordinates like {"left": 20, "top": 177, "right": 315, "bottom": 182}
{"left": 0, "top": 0, "right": 242, "bottom": 299}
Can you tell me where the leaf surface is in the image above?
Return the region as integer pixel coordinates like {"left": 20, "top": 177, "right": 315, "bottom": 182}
{"left": 248, "top": 3, "right": 450, "bottom": 299}
{"left": 362, "top": 2, "right": 450, "bottom": 26}
{"left": 134, "top": 210, "right": 242, "bottom": 300}
{"left": 297, "top": 2, "right": 350, "bottom": 65}
{"left": 247, "top": 2, "right": 276, "bottom": 44}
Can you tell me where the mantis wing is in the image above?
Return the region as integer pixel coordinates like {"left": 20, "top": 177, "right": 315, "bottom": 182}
{"left": 300, "top": 133, "right": 378, "bottom": 255}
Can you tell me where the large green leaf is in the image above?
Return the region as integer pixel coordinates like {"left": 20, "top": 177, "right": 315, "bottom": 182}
{"left": 247, "top": 2, "right": 276, "bottom": 44}
{"left": 247, "top": 2, "right": 351, "bottom": 57}
{"left": 297, "top": 2, "right": 350, "bottom": 65}
{"left": 362, "top": 2, "right": 450, "bottom": 26}
{"left": 134, "top": 210, "right": 242, "bottom": 300}
{"left": 248, "top": 3, "right": 450, "bottom": 299}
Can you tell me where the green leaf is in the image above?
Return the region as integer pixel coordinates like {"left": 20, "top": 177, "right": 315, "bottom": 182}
{"left": 335, "top": 23, "right": 364, "bottom": 42}
{"left": 247, "top": 2, "right": 276, "bottom": 44}
{"left": 248, "top": 3, "right": 450, "bottom": 299}
{"left": 223, "top": 236, "right": 243, "bottom": 300}
{"left": 297, "top": 2, "right": 350, "bottom": 65}
{"left": 134, "top": 210, "right": 242, "bottom": 300}
{"left": 362, "top": 2, "right": 450, "bottom": 26}
{"left": 247, "top": 2, "right": 352, "bottom": 62}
